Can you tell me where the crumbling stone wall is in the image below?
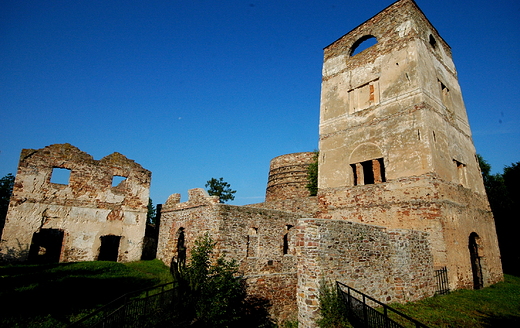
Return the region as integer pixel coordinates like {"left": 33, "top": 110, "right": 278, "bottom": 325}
{"left": 0, "top": 144, "right": 151, "bottom": 263}
{"left": 296, "top": 219, "right": 435, "bottom": 328}
{"left": 157, "top": 188, "right": 302, "bottom": 322}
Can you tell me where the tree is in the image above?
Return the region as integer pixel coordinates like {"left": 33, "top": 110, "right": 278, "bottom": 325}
{"left": 477, "top": 155, "right": 511, "bottom": 215}
{"left": 170, "top": 234, "right": 246, "bottom": 327}
{"left": 0, "top": 173, "right": 15, "bottom": 238}
{"left": 147, "top": 198, "right": 156, "bottom": 225}
{"left": 205, "top": 177, "right": 236, "bottom": 203}
{"left": 477, "top": 155, "right": 518, "bottom": 275}
{"left": 306, "top": 151, "right": 319, "bottom": 196}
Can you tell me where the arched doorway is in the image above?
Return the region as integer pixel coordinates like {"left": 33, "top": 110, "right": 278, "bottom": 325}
{"left": 469, "top": 232, "right": 483, "bottom": 289}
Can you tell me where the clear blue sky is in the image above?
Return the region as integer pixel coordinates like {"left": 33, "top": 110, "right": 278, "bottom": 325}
{"left": 1, "top": 0, "right": 519, "bottom": 205}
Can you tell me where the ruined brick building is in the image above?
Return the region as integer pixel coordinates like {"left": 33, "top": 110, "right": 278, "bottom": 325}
{"left": 0, "top": 144, "right": 151, "bottom": 263}
{"left": 0, "top": 1, "right": 503, "bottom": 327}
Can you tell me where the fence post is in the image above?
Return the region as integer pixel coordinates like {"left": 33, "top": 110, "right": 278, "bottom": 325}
{"left": 362, "top": 294, "right": 368, "bottom": 328}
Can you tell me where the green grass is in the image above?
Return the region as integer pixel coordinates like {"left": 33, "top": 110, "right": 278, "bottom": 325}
{"left": 0, "top": 259, "right": 172, "bottom": 327}
{"left": 1, "top": 261, "right": 519, "bottom": 328}
{"left": 387, "top": 274, "right": 520, "bottom": 327}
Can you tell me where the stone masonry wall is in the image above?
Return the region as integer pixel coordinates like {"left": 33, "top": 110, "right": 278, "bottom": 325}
{"left": 296, "top": 218, "right": 435, "bottom": 328}
{"left": 317, "top": 173, "right": 503, "bottom": 290}
{"left": 0, "top": 143, "right": 151, "bottom": 263}
{"left": 157, "top": 188, "right": 302, "bottom": 323}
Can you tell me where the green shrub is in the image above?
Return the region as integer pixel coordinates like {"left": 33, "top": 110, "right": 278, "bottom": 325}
{"left": 316, "top": 280, "right": 351, "bottom": 328}
{"left": 170, "top": 234, "right": 248, "bottom": 327}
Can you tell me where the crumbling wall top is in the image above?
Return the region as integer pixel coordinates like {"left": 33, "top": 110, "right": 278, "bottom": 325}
{"left": 324, "top": 0, "right": 451, "bottom": 61}
{"left": 163, "top": 188, "right": 219, "bottom": 211}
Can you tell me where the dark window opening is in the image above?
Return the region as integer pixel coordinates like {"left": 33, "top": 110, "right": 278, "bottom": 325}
{"left": 439, "top": 79, "right": 452, "bottom": 111}
{"left": 28, "top": 228, "right": 64, "bottom": 264}
{"left": 111, "top": 175, "right": 127, "bottom": 187}
{"left": 247, "top": 227, "right": 258, "bottom": 258}
{"left": 469, "top": 232, "right": 483, "bottom": 289}
{"left": 176, "top": 228, "right": 186, "bottom": 267}
{"left": 98, "top": 235, "right": 121, "bottom": 261}
{"left": 50, "top": 167, "right": 71, "bottom": 185}
{"left": 361, "top": 161, "right": 375, "bottom": 184}
{"left": 350, "top": 35, "right": 377, "bottom": 56}
{"left": 429, "top": 34, "right": 437, "bottom": 48}
{"left": 283, "top": 225, "right": 294, "bottom": 255}
{"left": 351, "top": 158, "right": 386, "bottom": 186}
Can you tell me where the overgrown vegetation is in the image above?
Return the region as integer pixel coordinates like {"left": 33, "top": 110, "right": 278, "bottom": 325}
{"left": 317, "top": 274, "right": 520, "bottom": 328}
{"left": 0, "top": 259, "right": 172, "bottom": 327}
{"left": 169, "top": 233, "right": 274, "bottom": 327}
{"left": 0, "top": 173, "right": 15, "bottom": 237}
{"left": 306, "top": 151, "right": 319, "bottom": 196}
{"left": 316, "top": 280, "right": 351, "bottom": 328}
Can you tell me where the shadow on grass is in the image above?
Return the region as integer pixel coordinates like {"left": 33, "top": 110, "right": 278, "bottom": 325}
{"left": 482, "top": 314, "right": 520, "bottom": 327}
{"left": 0, "top": 261, "right": 164, "bottom": 326}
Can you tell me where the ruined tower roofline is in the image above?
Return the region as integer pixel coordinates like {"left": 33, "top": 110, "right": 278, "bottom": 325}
{"left": 324, "top": 0, "right": 451, "bottom": 53}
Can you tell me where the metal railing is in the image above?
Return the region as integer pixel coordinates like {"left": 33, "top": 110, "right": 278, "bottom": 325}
{"left": 434, "top": 267, "right": 449, "bottom": 295}
{"left": 69, "top": 282, "right": 175, "bottom": 328}
{"left": 336, "top": 282, "right": 429, "bottom": 328}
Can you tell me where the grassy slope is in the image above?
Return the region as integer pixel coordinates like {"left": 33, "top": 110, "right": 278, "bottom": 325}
{"left": 1, "top": 260, "right": 519, "bottom": 328}
{"left": 0, "top": 259, "right": 172, "bottom": 328}
{"left": 389, "top": 274, "right": 520, "bottom": 327}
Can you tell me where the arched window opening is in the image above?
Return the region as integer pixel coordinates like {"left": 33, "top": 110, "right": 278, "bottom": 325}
{"left": 283, "top": 225, "right": 294, "bottom": 255}
{"left": 350, "top": 35, "right": 378, "bottom": 56}
{"left": 469, "top": 232, "right": 483, "bottom": 289}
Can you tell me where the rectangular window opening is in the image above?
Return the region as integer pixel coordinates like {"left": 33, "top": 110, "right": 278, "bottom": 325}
{"left": 454, "top": 160, "right": 467, "bottom": 187}
{"left": 50, "top": 167, "right": 71, "bottom": 185}
{"left": 351, "top": 158, "right": 386, "bottom": 186}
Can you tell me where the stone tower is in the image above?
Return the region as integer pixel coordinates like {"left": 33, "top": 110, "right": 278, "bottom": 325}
{"left": 317, "top": 0, "right": 502, "bottom": 289}
{"left": 265, "top": 152, "right": 315, "bottom": 202}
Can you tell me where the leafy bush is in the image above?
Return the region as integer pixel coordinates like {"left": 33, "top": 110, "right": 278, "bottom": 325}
{"left": 170, "top": 234, "right": 247, "bottom": 327}
{"left": 306, "top": 151, "right": 319, "bottom": 196}
{"left": 316, "top": 280, "right": 351, "bottom": 328}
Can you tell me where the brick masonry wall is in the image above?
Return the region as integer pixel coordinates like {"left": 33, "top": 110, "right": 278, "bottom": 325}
{"left": 295, "top": 218, "right": 435, "bottom": 328}
{"left": 0, "top": 143, "right": 150, "bottom": 262}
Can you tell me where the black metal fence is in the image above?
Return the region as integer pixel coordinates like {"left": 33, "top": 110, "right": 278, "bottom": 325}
{"left": 434, "top": 266, "right": 449, "bottom": 295}
{"left": 336, "top": 282, "right": 429, "bottom": 328}
{"left": 69, "top": 282, "right": 175, "bottom": 328}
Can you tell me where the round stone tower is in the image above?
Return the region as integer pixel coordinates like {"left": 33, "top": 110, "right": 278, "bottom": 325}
{"left": 265, "top": 152, "right": 315, "bottom": 202}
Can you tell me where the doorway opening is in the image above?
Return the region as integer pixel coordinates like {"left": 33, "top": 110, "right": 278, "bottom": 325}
{"left": 98, "top": 235, "right": 121, "bottom": 261}
{"left": 28, "top": 228, "right": 64, "bottom": 263}
{"left": 469, "top": 232, "right": 483, "bottom": 289}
